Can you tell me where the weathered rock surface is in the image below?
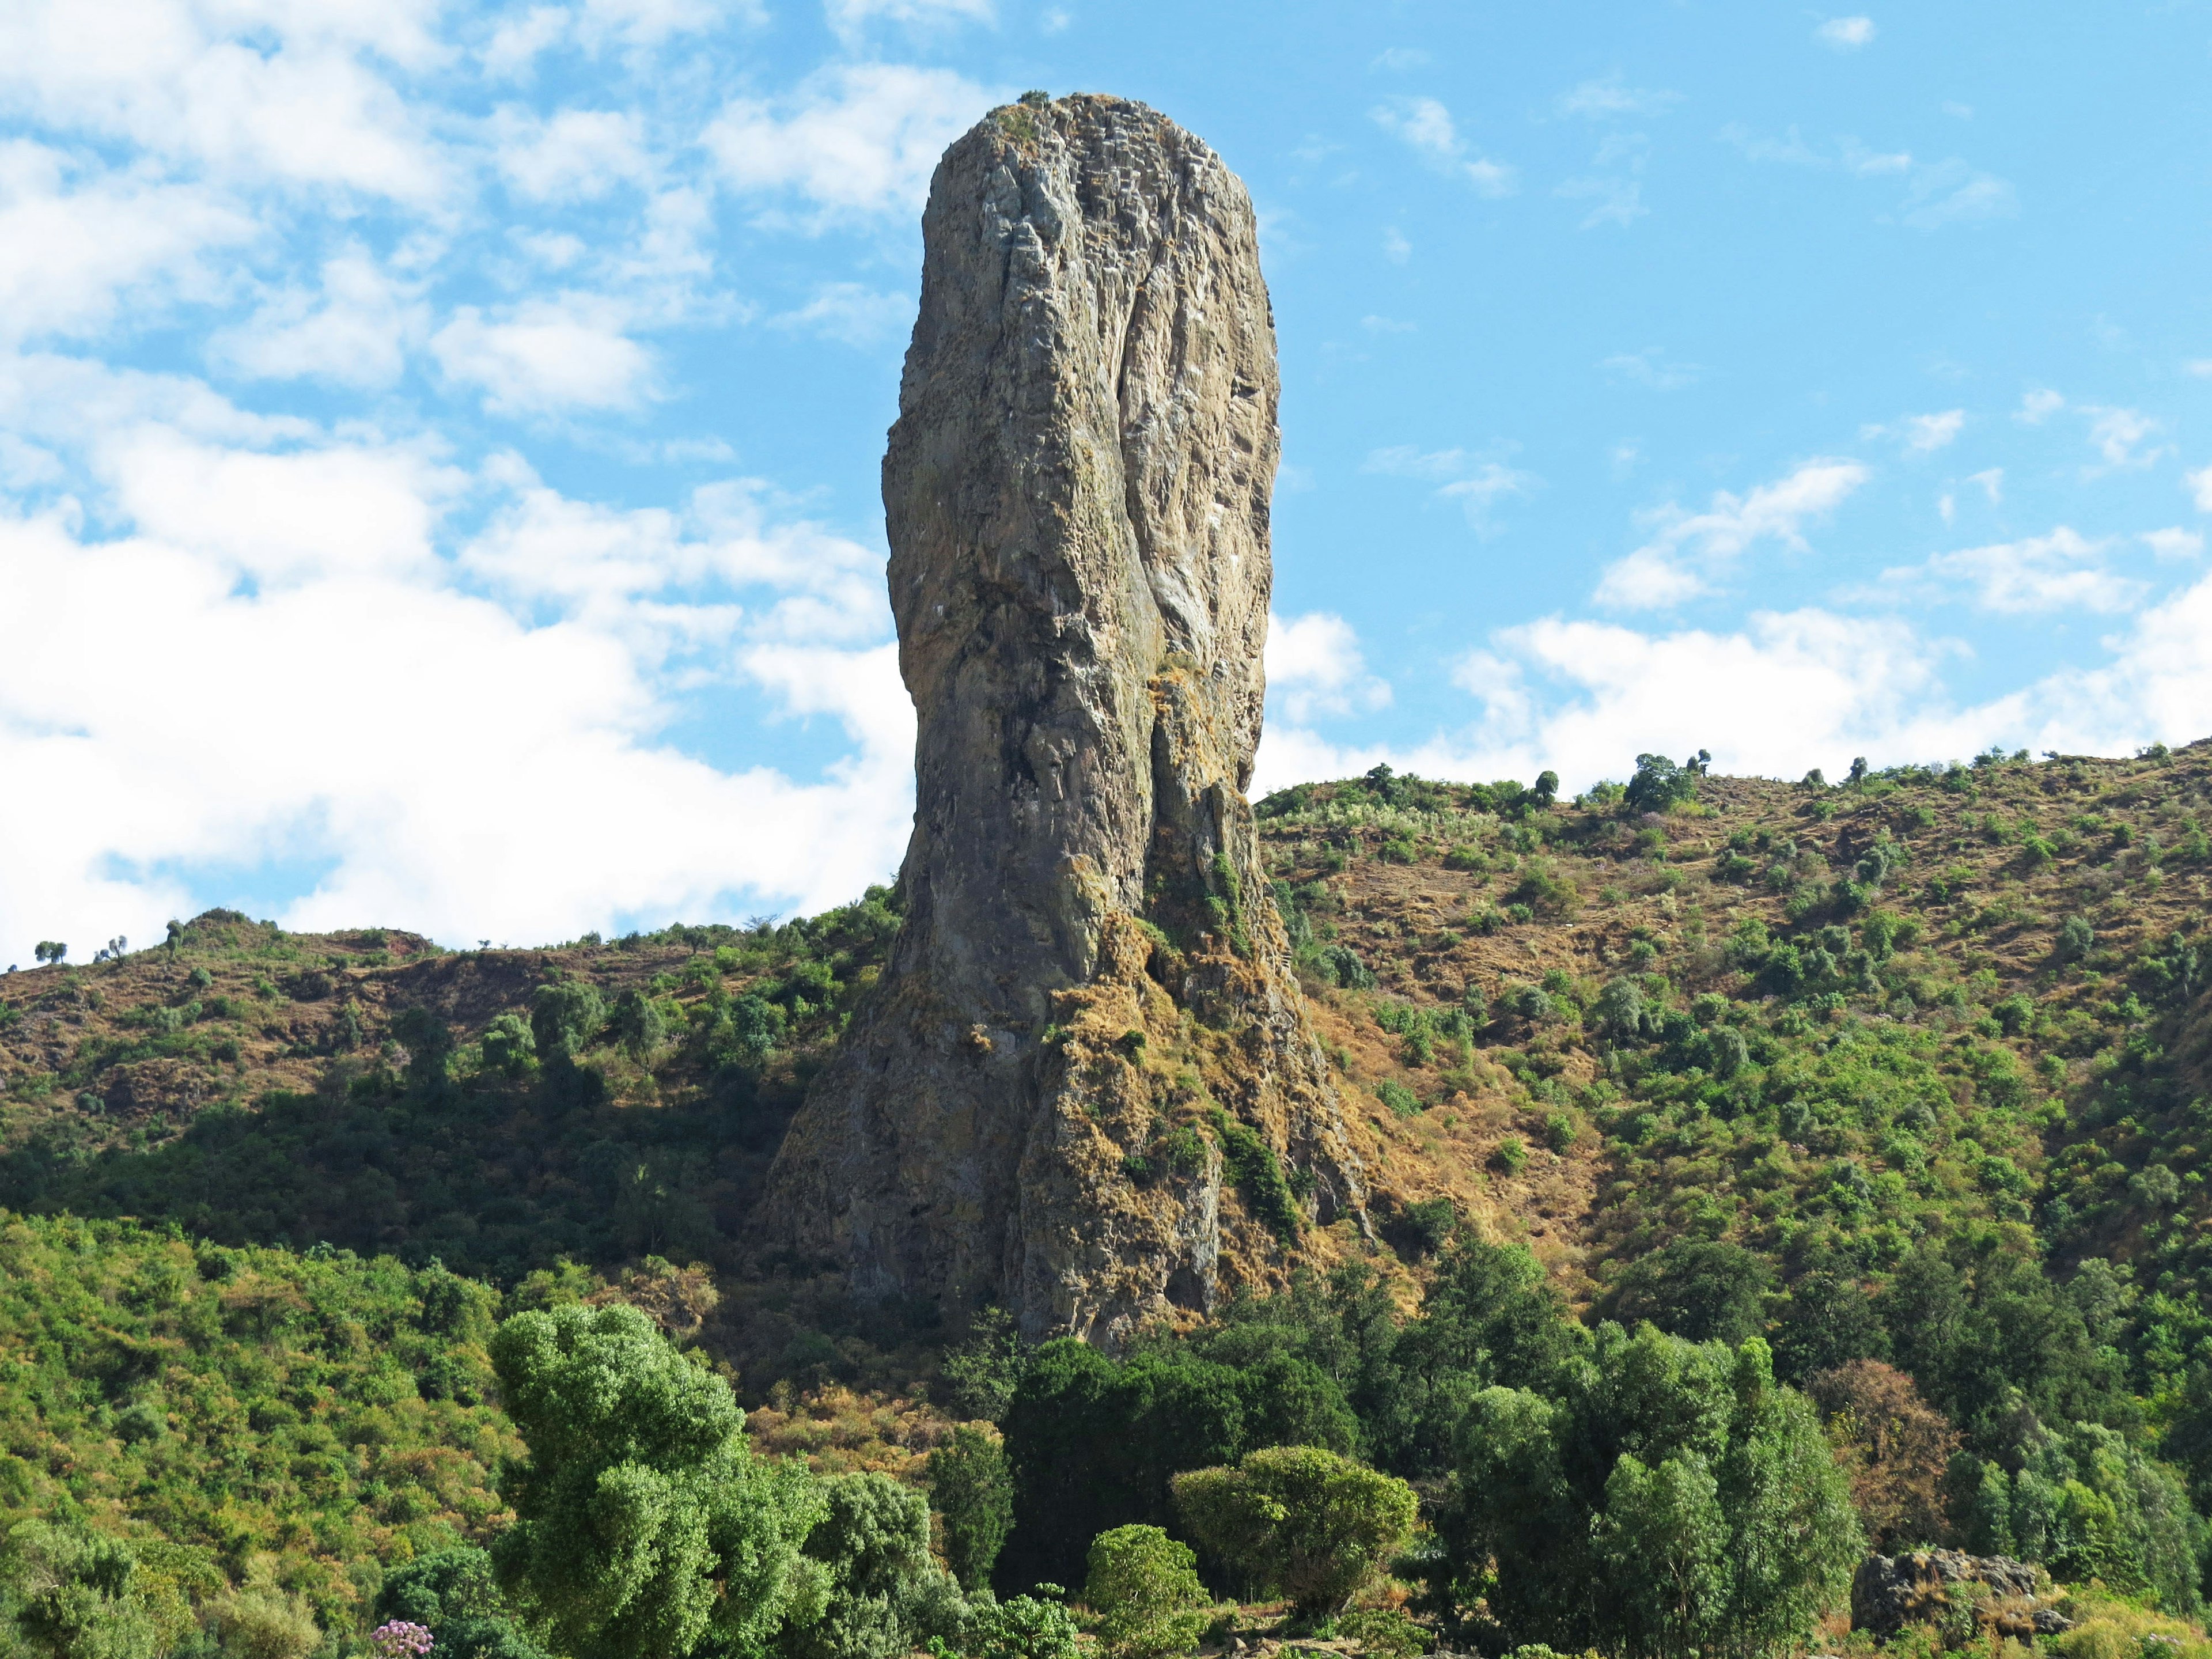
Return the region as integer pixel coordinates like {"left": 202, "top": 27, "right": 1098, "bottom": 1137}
{"left": 1851, "top": 1550, "right": 2069, "bottom": 1639}
{"left": 761, "top": 93, "right": 1362, "bottom": 1343}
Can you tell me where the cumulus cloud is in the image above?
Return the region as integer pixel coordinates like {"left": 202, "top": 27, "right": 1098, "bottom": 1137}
{"left": 1369, "top": 97, "right": 1516, "bottom": 195}
{"left": 1861, "top": 409, "right": 1964, "bottom": 452}
{"left": 2081, "top": 405, "right": 2168, "bottom": 472}
{"left": 495, "top": 107, "right": 654, "bottom": 202}
{"left": 2142, "top": 528, "right": 2203, "bottom": 561}
{"left": 0, "top": 402, "right": 912, "bottom": 960}
{"left": 1266, "top": 611, "right": 1392, "bottom": 724}
{"left": 1363, "top": 444, "right": 1539, "bottom": 529}
{"left": 1556, "top": 75, "right": 1681, "bottom": 119}
{"left": 210, "top": 249, "right": 426, "bottom": 388}
{"left": 432, "top": 297, "right": 656, "bottom": 414}
{"left": 772, "top": 282, "right": 912, "bottom": 346}
{"left": 1601, "top": 348, "right": 1704, "bottom": 390}
{"left": 1886, "top": 527, "right": 2143, "bottom": 615}
{"left": 0, "top": 0, "right": 450, "bottom": 202}
{"left": 1595, "top": 457, "right": 1869, "bottom": 608}
{"left": 1259, "top": 575, "right": 2212, "bottom": 799}
{"left": 0, "top": 142, "right": 255, "bottom": 345}
{"left": 2187, "top": 463, "right": 2212, "bottom": 512}
{"left": 705, "top": 63, "right": 998, "bottom": 225}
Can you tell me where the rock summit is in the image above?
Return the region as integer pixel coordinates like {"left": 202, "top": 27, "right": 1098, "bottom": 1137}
{"left": 762, "top": 93, "right": 1362, "bottom": 1342}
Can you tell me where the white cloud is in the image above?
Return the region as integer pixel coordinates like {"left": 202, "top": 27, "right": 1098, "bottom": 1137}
{"left": 1266, "top": 611, "right": 1392, "bottom": 724}
{"left": 2188, "top": 464, "right": 2212, "bottom": 512}
{"left": 772, "top": 283, "right": 912, "bottom": 346}
{"left": 2142, "top": 528, "right": 2203, "bottom": 561}
{"left": 1899, "top": 158, "right": 2016, "bottom": 229}
{"left": 1369, "top": 97, "right": 1517, "bottom": 196}
{"left": 1257, "top": 577, "right": 2212, "bottom": 799}
{"left": 0, "top": 0, "right": 450, "bottom": 202}
{"left": 825, "top": 0, "right": 995, "bottom": 37}
{"left": 1556, "top": 175, "right": 1645, "bottom": 229}
{"left": 1601, "top": 347, "right": 1703, "bottom": 389}
{"left": 1595, "top": 457, "right": 1869, "bottom": 608}
{"left": 495, "top": 107, "right": 653, "bottom": 202}
{"left": 1861, "top": 408, "right": 1963, "bottom": 452}
{"left": 1364, "top": 445, "right": 1538, "bottom": 528}
{"left": 0, "top": 141, "right": 255, "bottom": 345}
{"left": 1556, "top": 76, "right": 1681, "bottom": 119}
{"left": 1893, "top": 526, "right": 2143, "bottom": 615}
{"left": 432, "top": 297, "right": 655, "bottom": 415}
{"left": 1370, "top": 48, "right": 1431, "bottom": 72}
{"left": 2081, "top": 404, "right": 2167, "bottom": 472}
{"left": 1967, "top": 467, "right": 2003, "bottom": 502}
{"left": 0, "top": 418, "right": 912, "bottom": 959}
{"left": 210, "top": 248, "right": 426, "bottom": 388}
{"left": 2018, "top": 388, "right": 2065, "bottom": 424}
{"left": 1815, "top": 16, "right": 1876, "bottom": 49}
{"left": 705, "top": 63, "right": 997, "bottom": 225}
{"left": 2186, "top": 359, "right": 2212, "bottom": 378}
{"left": 1382, "top": 228, "right": 1412, "bottom": 264}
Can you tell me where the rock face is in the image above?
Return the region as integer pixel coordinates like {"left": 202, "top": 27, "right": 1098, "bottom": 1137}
{"left": 1850, "top": 1551, "right": 2070, "bottom": 1640}
{"left": 761, "top": 93, "right": 1362, "bottom": 1343}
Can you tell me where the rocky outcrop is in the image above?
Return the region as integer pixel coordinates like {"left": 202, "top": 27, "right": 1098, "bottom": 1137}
{"left": 760, "top": 93, "right": 1362, "bottom": 1343}
{"left": 1851, "top": 1551, "right": 2071, "bottom": 1640}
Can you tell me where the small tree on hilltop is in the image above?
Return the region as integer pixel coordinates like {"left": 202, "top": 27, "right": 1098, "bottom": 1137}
{"left": 1172, "top": 1445, "right": 1418, "bottom": 1625}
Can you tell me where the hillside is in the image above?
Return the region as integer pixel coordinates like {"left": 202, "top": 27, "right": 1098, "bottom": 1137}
{"left": 3, "top": 742, "right": 2207, "bottom": 1398}
{"left": 3, "top": 740, "right": 2212, "bottom": 1653}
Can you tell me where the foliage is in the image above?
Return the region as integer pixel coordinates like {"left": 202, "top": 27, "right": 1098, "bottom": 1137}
{"left": 935, "top": 1587, "right": 1082, "bottom": 1659}
{"left": 929, "top": 1427, "right": 1014, "bottom": 1593}
{"left": 996, "top": 1338, "right": 1355, "bottom": 1593}
{"left": 1804, "top": 1361, "right": 1958, "bottom": 1551}
{"left": 376, "top": 1546, "right": 547, "bottom": 1659}
{"left": 1429, "top": 1328, "right": 1860, "bottom": 1659}
{"left": 489, "top": 1302, "right": 825, "bottom": 1659}
{"left": 781, "top": 1471, "right": 967, "bottom": 1659}
{"left": 1170, "top": 1445, "right": 1417, "bottom": 1620}
{"left": 1082, "top": 1526, "right": 1209, "bottom": 1659}
{"left": 0, "top": 1212, "right": 516, "bottom": 1646}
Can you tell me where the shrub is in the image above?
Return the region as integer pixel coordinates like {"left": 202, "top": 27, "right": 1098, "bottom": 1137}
{"left": 1805, "top": 1362, "right": 1959, "bottom": 1551}
{"left": 786, "top": 1472, "right": 968, "bottom": 1659}
{"left": 1493, "top": 1136, "right": 1529, "bottom": 1175}
{"left": 1082, "top": 1526, "right": 1209, "bottom": 1659}
{"left": 1377, "top": 1081, "right": 1421, "bottom": 1119}
{"left": 2058, "top": 914, "right": 2095, "bottom": 961}
{"left": 1171, "top": 1445, "right": 1418, "bottom": 1622}
{"left": 529, "top": 980, "right": 603, "bottom": 1067}
{"left": 944, "top": 1588, "right": 1083, "bottom": 1659}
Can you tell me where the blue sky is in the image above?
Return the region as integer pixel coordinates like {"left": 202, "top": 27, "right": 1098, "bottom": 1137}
{"left": 3, "top": 0, "right": 2211, "bottom": 955}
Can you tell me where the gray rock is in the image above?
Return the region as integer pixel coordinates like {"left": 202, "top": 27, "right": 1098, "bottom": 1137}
{"left": 1851, "top": 1550, "right": 2055, "bottom": 1641}
{"left": 760, "top": 93, "right": 1362, "bottom": 1343}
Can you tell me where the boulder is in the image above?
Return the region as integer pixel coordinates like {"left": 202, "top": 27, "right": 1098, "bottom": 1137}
{"left": 1851, "top": 1550, "right": 2069, "bottom": 1640}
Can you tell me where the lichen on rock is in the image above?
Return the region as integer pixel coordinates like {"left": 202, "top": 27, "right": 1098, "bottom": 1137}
{"left": 760, "top": 93, "right": 1362, "bottom": 1344}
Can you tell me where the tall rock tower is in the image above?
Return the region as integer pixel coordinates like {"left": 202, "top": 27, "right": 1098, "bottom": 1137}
{"left": 763, "top": 94, "right": 1361, "bottom": 1343}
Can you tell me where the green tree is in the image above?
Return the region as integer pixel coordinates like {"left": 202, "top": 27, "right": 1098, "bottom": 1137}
{"left": 1432, "top": 1328, "right": 1858, "bottom": 1659}
{"left": 482, "top": 1011, "right": 537, "bottom": 1078}
{"left": 0, "top": 1521, "right": 178, "bottom": 1659}
{"left": 1171, "top": 1445, "right": 1417, "bottom": 1623}
{"left": 611, "top": 989, "right": 666, "bottom": 1060}
{"left": 376, "top": 1547, "right": 547, "bottom": 1659}
{"left": 489, "top": 1303, "right": 825, "bottom": 1659}
{"left": 949, "top": 1588, "right": 1082, "bottom": 1659}
{"left": 1082, "top": 1527, "right": 1209, "bottom": 1659}
{"left": 1607, "top": 1238, "right": 1774, "bottom": 1346}
{"left": 531, "top": 981, "right": 604, "bottom": 1069}
{"left": 782, "top": 1472, "right": 966, "bottom": 1659}
{"left": 929, "top": 1427, "right": 1014, "bottom": 1593}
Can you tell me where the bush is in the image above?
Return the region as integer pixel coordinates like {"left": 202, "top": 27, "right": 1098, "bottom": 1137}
{"left": 786, "top": 1472, "right": 967, "bottom": 1659}
{"left": 941, "top": 1588, "right": 1083, "bottom": 1659}
{"left": 1377, "top": 1081, "right": 1420, "bottom": 1118}
{"left": 1171, "top": 1445, "right": 1418, "bottom": 1622}
{"left": 1082, "top": 1527, "right": 1209, "bottom": 1659}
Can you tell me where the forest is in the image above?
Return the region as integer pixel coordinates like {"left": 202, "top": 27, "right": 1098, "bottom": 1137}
{"left": 1, "top": 741, "right": 2209, "bottom": 1658}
